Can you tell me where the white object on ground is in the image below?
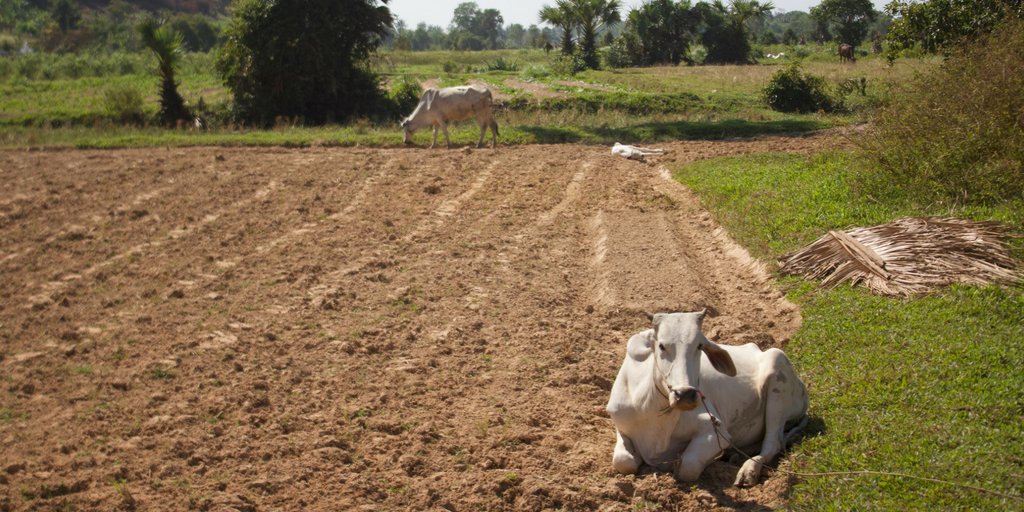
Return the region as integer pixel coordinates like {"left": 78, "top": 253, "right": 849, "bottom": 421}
{"left": 611, "top": 142, "right": 666, "bottom": 161}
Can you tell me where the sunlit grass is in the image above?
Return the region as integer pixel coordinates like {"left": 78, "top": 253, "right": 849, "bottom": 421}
{"left": 674, "top": 151, "right": 1023, "bottom": 510}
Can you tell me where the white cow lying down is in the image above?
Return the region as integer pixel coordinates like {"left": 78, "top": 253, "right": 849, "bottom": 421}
{"left": 611, "top": 142, "right": 665, "bottom": 161}
{"left": 606, "top": 311, "right": 808, "bottom": 486}
{"left": 401, "top": 84, "right": 498, "bottom": 149}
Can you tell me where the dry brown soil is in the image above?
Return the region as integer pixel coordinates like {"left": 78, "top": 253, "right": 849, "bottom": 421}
{"left": 1, "top": 134, "right": 838, "bottom": 511}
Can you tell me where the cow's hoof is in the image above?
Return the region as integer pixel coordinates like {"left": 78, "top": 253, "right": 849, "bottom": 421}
{"left": 733, "top": 457, "right": 763, "bottom": 487}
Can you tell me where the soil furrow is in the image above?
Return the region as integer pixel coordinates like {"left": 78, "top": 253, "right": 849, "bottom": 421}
{"left": 0, "top": 134, "right": 845, "bottom": 511}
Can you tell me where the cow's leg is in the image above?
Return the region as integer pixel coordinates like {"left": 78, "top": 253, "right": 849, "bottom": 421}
{"left": 475, "top": 116, "right": 486, "bottom": 148}
{"left": 441, "top": 122, "right": 452, "bottom": 149}
{"left": 611, "top": 430, "right": 641, "bottom": 474}
{"left": 735, "top": 365, "right": 805, "bottom": 487}
{"left": 430, "top": 124, "right": 438, "bottom": 149}
{"left": 675, "top": 428, "right": 725, "bottom": 481}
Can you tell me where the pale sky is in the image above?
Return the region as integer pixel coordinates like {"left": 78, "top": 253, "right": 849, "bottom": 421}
{"left": 389, "top": 0, "right": 890, "bottom": 29}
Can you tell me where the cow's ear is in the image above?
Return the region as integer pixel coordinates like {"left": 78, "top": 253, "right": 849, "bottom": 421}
{"left": 650, "top": 313, "right": 666, "bottom": 328}
{"left": 701, "top": 341, "right": 736, "bottom": 377}
{"left": 626, "top": 330, "right": 654, "bottom": 361}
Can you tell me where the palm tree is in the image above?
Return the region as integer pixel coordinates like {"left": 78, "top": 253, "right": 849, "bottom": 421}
{"left": 539, "top": 0, "right": 576, "bottom": 55}
{"left": 571, "top": 0, "right": 621, "bottom": 69}
{"left": 729, "top": 0, "right": 774, "bottom": 28}
{"left": 138, "top": 18, "right": 191, "bottom": 126}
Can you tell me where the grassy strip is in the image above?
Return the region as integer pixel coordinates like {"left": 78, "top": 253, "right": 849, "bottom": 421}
{"left": 674, "top": 152, "right": 1023, "bottom": 510}
{"left": 0, "top": 117, "right": 832, "bottom": 149}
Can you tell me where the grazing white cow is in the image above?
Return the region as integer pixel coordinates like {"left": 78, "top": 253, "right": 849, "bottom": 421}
{"left": 401, "top": 84, "right": 498, "bottom": 149}
{"left": 606, "top": 310, "right": 808, "bottom": 487}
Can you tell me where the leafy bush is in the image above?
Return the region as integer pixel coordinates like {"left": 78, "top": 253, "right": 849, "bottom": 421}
{"left": 762, "top": 63, "right": 837, "bottom": 113}
{"left": 103, "top": 84, "right": 146, "bottom": 124}
{"left": 482, "top": 56, "right": 518, "bottom": 72}
{"left": 519, "top": 65, "right": 550, "bottom": 80}
{"left": 386, "top": 78, "right": 422, "bottom": 119}
{"left": 549, "top": 53, "right": 587, "bottom": 76}
{"left": 603, "top": 36, "right": 637, "bottom": 68}
{"left": 0, "top": 33, "right": 17, "bottom": 53}
{"left": 861, "top": 19, "right": 1024, "bottom": 205}
{"left": 441, "top": 60, "right": 463, "bottom": 74}
{"left": 217, "top": 0, "right": 392, "bottom": 125}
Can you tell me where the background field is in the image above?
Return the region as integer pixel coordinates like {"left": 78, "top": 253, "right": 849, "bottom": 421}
{"left": 0, "top": 48, "right": 936, "bottom": 148}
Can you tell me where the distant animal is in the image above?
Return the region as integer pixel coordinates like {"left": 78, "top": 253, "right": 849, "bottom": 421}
{"left": 766, "top": 52, "right": 786, "bottom": 59}
{"left": 839, "top": 43, "right": 855, "bottom": 63}
{"left": 611, "top": 142, "right": 665, "bottom": 161}
{"left": 606, "top": 311, "right": 809, "bottom": 487}
{"left": 401, "top": 84, "right": 498, "bottom": 149}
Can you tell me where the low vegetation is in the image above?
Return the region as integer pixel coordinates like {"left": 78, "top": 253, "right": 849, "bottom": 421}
{"left": 762, "top": 63, "right": 838, "bottom": 113}
{"left": 861, "top": 19, "right": 1024, "bottom": 206}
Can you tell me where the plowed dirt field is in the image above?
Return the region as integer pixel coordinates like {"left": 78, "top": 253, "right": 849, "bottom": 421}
{"left": 2, "top": 134, "right": 839, "bottom": 511}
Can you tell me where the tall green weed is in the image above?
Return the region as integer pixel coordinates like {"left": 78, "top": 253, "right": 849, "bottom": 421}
{"left": 861, "top": 19, "right": 1024, "bottom": 205}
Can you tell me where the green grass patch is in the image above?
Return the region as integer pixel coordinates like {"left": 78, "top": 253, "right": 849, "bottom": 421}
{"left": 674, "top": 151, "right": 1024, "bottom": 509}
{"left": 787, "top": 283, "right": 1024, "bottom": 510}
{"left": 674, "top": 152, "right": 1023, "bottom": 260}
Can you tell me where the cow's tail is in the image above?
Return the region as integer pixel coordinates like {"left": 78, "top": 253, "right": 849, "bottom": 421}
{"left": 490, "top": 117, "right": 499, "bottom": 137}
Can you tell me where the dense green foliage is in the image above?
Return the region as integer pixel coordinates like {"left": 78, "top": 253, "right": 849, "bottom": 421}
{"left": 863, "top": 18, "right": 1024, "bottom": 205}
{"left": 809, "top": 0, "right": 876, "bottom": 46}
{"left": 675, "top": 151, "right": 1022, "bottom": 510}
{"left": 763, "top": 63, "right": 837, "bottom": 113}
{"left": 613, "top": 0, "right": 700, "bottom": 66}
{"left": 102, "top": 83, "right": 145, "bottom": 124}
{"left": 448, "top": 2, "right": 504, "bottom": 50}
{"left": 885, "top": 0, "right": 1024, "bottom": 55}
{"left": 216, "top": 0, "right": 392, "bottom": 125}
{"left": 697, "top": 0, "right": 773, "bottom": 63}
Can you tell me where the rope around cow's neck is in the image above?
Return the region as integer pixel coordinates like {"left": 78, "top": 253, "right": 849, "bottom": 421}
{"left": 694, "top": 391, "right": 1023, "bottom": 502}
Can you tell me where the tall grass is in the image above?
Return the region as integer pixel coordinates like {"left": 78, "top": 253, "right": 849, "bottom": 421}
{"left": 860, "top": 19, "right": 1024, "bottom": 206}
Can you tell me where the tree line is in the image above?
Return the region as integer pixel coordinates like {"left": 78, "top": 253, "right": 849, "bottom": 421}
{"left": 4, "top": 0, "right": 1017, "bottom": 129}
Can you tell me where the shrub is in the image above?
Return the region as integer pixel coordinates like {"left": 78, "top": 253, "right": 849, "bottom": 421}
{"left": 603, "top": 36, "right": 636, "bottom": 68}
{"left": 386, "top": 78, "right": 422, "bottom": 119}
{"left": 861, "top": 19, "right": 1024, "bottom": 205}
{"left": 217, "top": 0, "right": 392, "bottom": 125}
{"left": 441, "top": 60, "right": 462, "bottom": 74}
{"left": 483, "top": 56, "right": 518, "bottom": 72}
{"left": 762, "top": 63, "right": 837, "bottom": 113}
{"left": 520, "top": 65, "right": 550, "bottom": 80}
{"left": 549, "top": 52, "right": 587, "bottom": 76}
{"left": 0, "top": 33, "right": 17, "bottom": 53}
{"left": 103, "top": 84, "right": 146, "bottom": 124}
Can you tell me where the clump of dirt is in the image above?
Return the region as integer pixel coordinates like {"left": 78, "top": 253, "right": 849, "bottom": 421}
{"left": 0, "top": 132, "right": 844, "bottom": 510}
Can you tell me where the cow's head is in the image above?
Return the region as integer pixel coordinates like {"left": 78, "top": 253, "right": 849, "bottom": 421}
{"left": 649, "top": 310, "right": 736, "bottom": 411}
{"left": 400, "top": 118, "right": 413, "bottom": 144}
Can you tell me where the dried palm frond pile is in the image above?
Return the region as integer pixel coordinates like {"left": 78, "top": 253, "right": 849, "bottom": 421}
{"left": 778, "top": 217, "right": 1021, "bottom": 296}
